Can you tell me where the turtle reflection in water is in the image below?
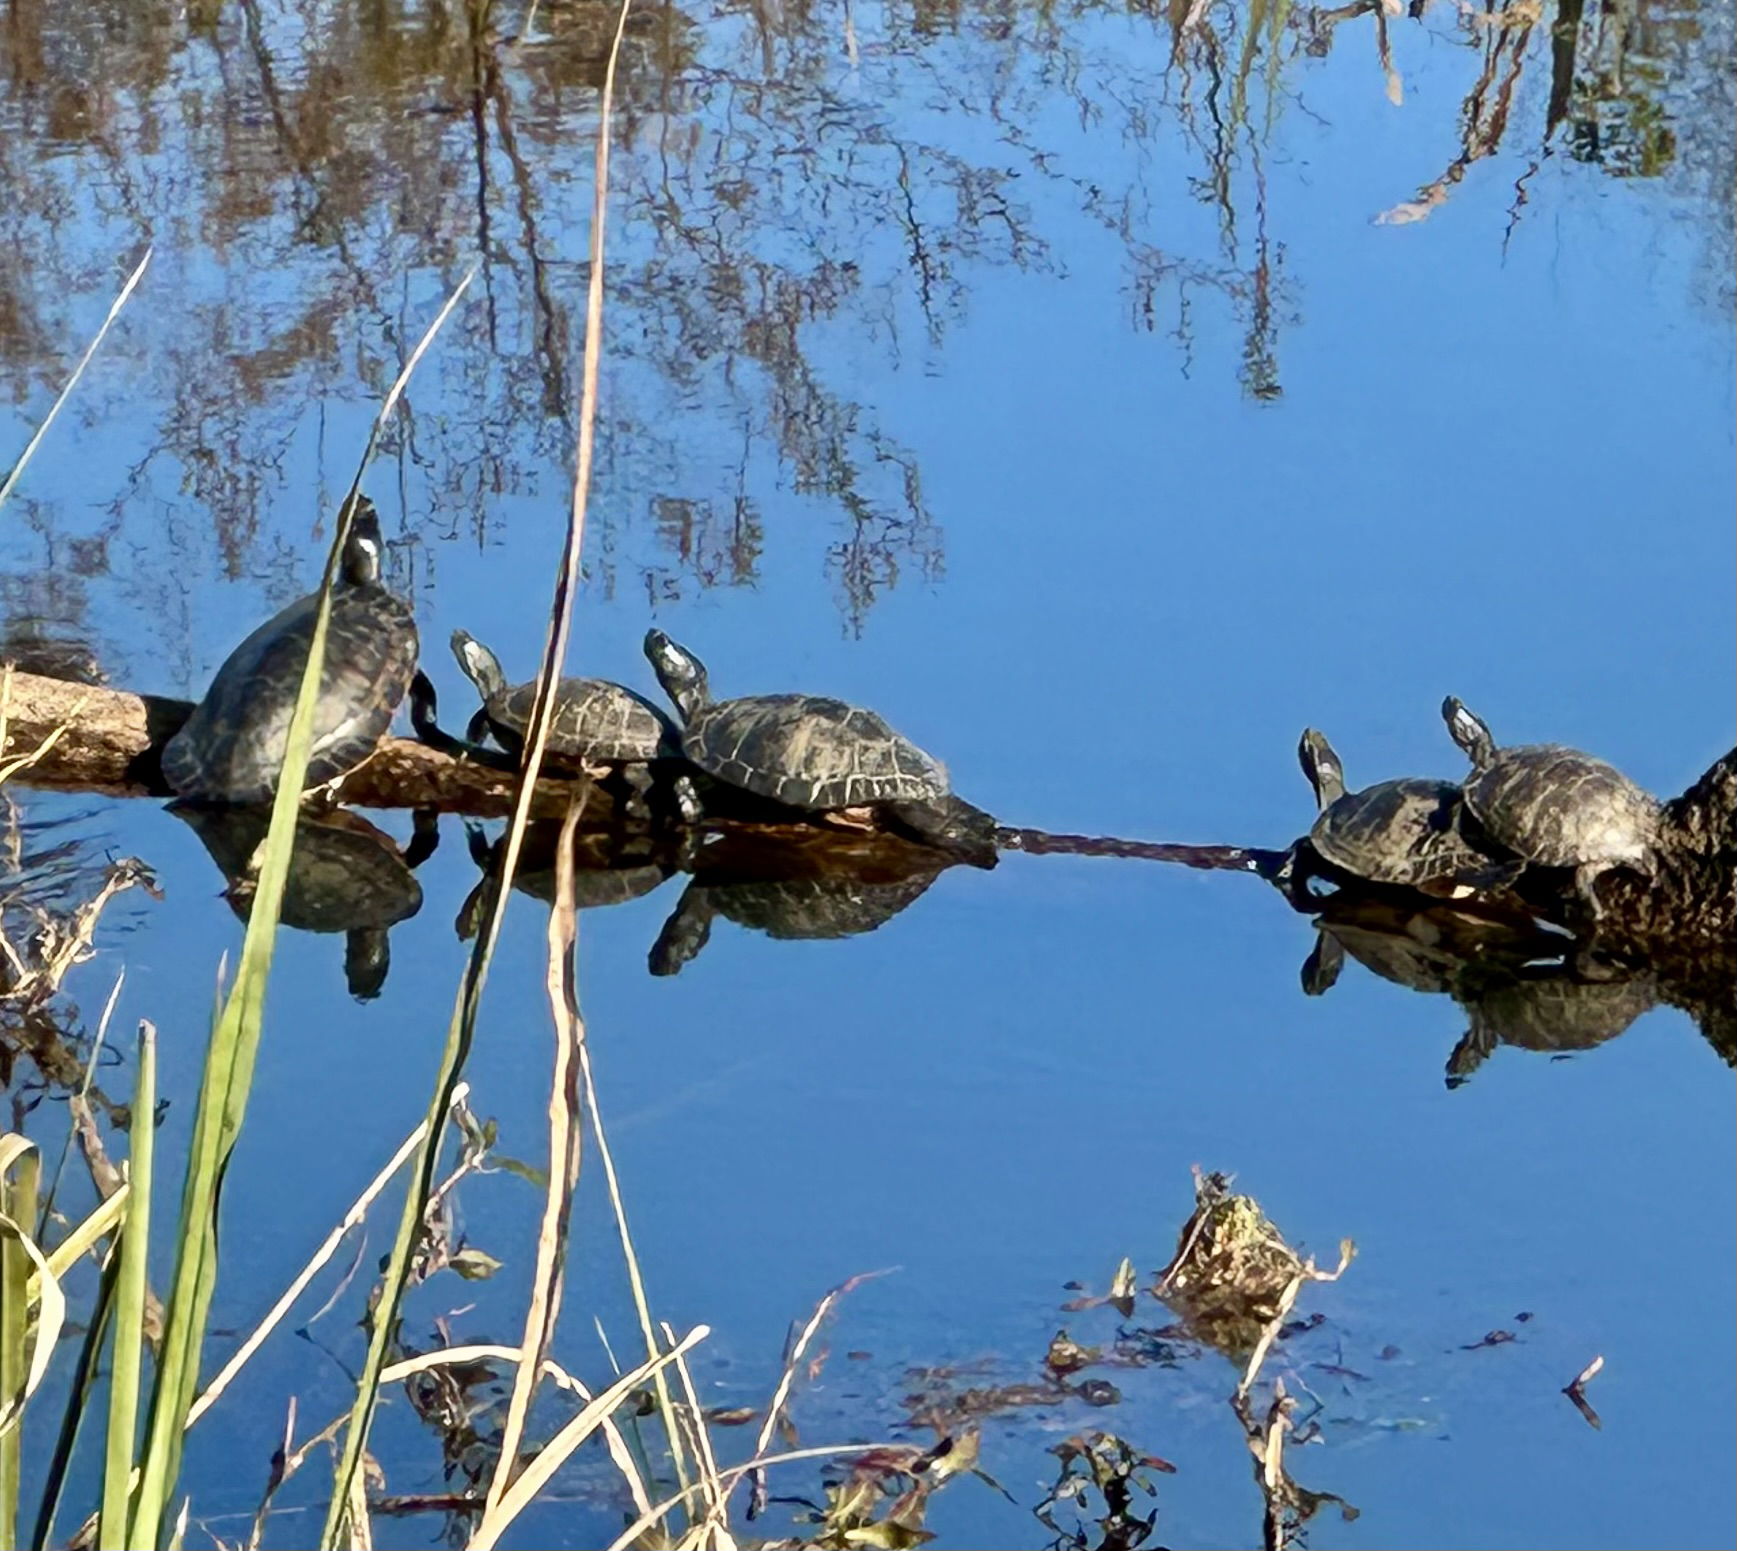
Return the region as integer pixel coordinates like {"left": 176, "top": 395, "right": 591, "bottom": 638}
{"left": 454, "top": 820, "right": 679, "bottom": 939}
{"left": 1298, "top": 896, "right": 1552, "bottom": 1000}
{"left": 648, "top": 831, "right": 947, "bottom": 976}
{"left": 172, "top": 802, "right": 434, "bottom": 1000}
{"left": 1444, "top": 971, "right": 1658, "bottom": 1088}
{"left": 1297, "top": 897, "right": 1656, "bottom": 1086}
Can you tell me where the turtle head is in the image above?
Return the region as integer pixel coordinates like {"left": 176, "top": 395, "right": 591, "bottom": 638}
{"left": 1441, "top": 696, "right": 1495, "bottom": 768}
{"left": 643, "top": 629, "right": 710, "bottom": 721}
{"left": 1297, "top": 728, "right": 1346, "bottom": 808}
{"left": 450, "top": 631, "right": 507, "bottom": 700}
{"left": 341, "top": 497, "right": 384, "bottom": 586}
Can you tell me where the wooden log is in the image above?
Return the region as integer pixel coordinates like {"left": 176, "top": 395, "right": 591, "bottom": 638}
{"left": 0, "top": 666, "right": 598, "bottom": 818}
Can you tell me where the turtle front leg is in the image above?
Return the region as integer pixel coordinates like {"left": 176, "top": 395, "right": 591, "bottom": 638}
{"left": 671, "top": 772, "right": 704, "bottom": 826}
{"left": 600, "top": 760, "right": 655, "bottom": 821}
{"left": 1298, "top": 930, "right": 1344, "bottom": 995}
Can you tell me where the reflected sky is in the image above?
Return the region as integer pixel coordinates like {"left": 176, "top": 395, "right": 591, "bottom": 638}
{"left": 2, "top": 0, "right": 1733, "bottom": 1544}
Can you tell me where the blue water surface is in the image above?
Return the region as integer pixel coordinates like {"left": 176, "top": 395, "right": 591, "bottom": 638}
{"left": 1, "top": 0, "right": 1731, "bottom": 1545}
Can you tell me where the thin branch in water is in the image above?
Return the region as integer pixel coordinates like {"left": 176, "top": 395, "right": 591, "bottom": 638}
{"left": 0, "top": 248, "right": 152, "bottom": 514}
{"left": 747, "top": 1269, "right": 896, "bottom": 1519}
{"left": 185, "top": 1091, "right": 465, "bottom": 1428}
{"left": 1236, "top": 1240, "right": 1355, "bottom": 1401}
{"left": 1563, "top": 1353, "right": 1604, "bottom": 1428}
{"left": 998, "top": 825, "right": 1280, "bottom": 873}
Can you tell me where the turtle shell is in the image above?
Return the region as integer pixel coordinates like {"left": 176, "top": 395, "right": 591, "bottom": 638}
{"left": 683, "top": 693, "right": 948, "bottom": 810}
{"left": 1463, "top": 745, "right": 1657, "bottom": 870}
{"left": 1309, "top": 778, "right": 1487, "bottom": 887}
{"left": 485, "top": 677, "right": 680, "bottom": 764}
{"left": 162, "top": 583, "right": 417, "bottom": 802}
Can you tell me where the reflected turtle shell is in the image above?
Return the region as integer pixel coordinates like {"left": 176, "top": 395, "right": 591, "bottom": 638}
{"left": 173, "top": 803, "right": 423, "bottom": 934}
{"left": 706, "top": 869, "right": 940, "bottom": 939}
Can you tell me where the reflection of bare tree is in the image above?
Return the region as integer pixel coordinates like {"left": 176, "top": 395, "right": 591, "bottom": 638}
{"left": 0, "top": 0, "right": 1725, "bottom": 651}
{"left": 1344, "top": 0, "right": 1728, "bottom": 231}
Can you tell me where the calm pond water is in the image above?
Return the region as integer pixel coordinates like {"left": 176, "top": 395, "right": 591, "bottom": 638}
{"left": 2, "top": 0, "right": 1733, "bottom": 1546}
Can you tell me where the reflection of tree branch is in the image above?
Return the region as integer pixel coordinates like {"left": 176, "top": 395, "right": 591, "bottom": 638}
{"left": 1375, "top": 0, "right": 1534, "bottom": 224}
{"left": 896, "top": 147, "right": 940, "bottom": 341}
{"left": 483, "top": 32, "right": 574, "bottom": 431}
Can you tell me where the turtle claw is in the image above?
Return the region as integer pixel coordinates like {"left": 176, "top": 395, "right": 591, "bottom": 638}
{"left": 671, "top": 773, "right": 704, "bottom": 826}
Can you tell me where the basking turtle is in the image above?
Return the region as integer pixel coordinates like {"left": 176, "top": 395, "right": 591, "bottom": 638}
{"left": 649, "top": 866, "right": 941, "bottom": 976}
{"left": 1293, "top": 727, "right": 1512, "bottom": 896}
{"left": 453, "top": 820, "right": 677, "bottom": 939}
{"left": 414, "top": 632, "right": 697, "bottom": 818}
{"left": 1441, "top": 697, "right": 1659, "bottom": 915}
{"left": 172, "top": 801, "right": 432, "bottom": 1001}
{"left": 161, "top": 501, "right": 417, "bottom": 803}
{"left": 642, "top": 629, "right": 998, "bottom": 866}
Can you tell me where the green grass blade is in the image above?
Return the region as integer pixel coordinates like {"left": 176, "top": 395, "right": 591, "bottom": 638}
{"left": 28, "top": 1232, "right": 120, "bottom": 1551}
{"left": 129, "top": 275, "right": 474, "bottom": 1550}
{"left": 2, "top": 1139, "right": 44, "bottom": 1551}
{"left": 0, "top": 1153, "right": 36, "bottom": 1549}
{"left": 317, "top": 930, "right": 490, "bottom": 1551}
{"left": 99, "top": 1023, "right": 156, "bottom": 1550}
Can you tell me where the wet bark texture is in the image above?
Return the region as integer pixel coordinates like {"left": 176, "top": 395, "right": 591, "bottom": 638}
{"left": 0, "top": 666, "right": 597, "bottom": 817}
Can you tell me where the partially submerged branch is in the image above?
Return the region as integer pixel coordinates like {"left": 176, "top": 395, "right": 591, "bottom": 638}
{"left": 2, "top": 667, "right": 586, "bottom": 817}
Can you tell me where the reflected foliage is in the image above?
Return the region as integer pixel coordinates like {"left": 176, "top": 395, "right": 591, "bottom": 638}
{"left": 2, "top": 0, "right": 1726, "bottom": 657}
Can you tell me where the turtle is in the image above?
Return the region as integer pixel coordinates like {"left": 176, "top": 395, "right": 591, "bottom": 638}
{"left": 172, "top": 801, "right": 433, "bottom": 1001}
{"left": 648, "top": 866, "right": 941, "bottom": 976}
{"left": 413, "top": 632, "right": 698, "bottom": 819}
{"left": 160, "top": 500, "right": 417, "bottom": 803}
{"left": 1441, "top": 697, "right": 1659, "bottom": 916}
{"left": 642, "top": 628, "right": 999, "bottom": 867}
{"left": 1292, "top": 728, "right": 1515, "bottom": 897}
